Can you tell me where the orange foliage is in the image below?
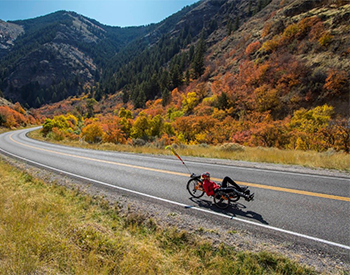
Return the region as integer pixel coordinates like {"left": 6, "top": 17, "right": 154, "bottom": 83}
{"left": 261, "top": 16, "right": 323, "bottom": 54}
{"left": 143, "top": 99, "right": 165, "bottom": 117}
{"left": 14, "top": 102, "right": 26, "bottom": 114}
{"left": 282, "top": 16, "right": 321, "bottom": 43}
{"left": 324, "top": 69, "right": 349, "bottom": 96}
{"left": 245, "top": 41, "right": 261, "bottom": 56}
{"left": 102, "top": 123, "right": 127, "bottom": 144}
{"left": 261, "top": 22, "right": 272, "bottom": 38}
{"left": 0, "top": 106, "right": 28, "bottom": 128}
{"left": 250, "top": 119, "right": 290, "bottom": 148}
{"left": 171, "top": 88, "right": 183, "bottom": 109}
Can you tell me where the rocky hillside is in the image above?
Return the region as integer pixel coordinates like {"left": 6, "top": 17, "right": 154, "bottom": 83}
{"left": 203, "top": 0, "right": 350, "bottom": 116}
{"left": 0, "top": 20, "right": 24, "bottom": 56}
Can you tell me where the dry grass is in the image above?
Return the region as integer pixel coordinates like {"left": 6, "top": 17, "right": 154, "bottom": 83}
{"left": 0, "top": 127, "right": 9, "bottom": 135}
{"left": 28, "top": 129, "right": 350, "bottom": 172}
{"left": 0, "top": 159, "right": 316, "bottom": 274}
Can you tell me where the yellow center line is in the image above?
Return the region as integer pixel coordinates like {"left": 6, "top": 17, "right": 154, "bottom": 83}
{"left": 10, "top": 133, "right": 350, "bottom": 202}
{"left": 233, "top": 181, "right": 350, "bottom": 202}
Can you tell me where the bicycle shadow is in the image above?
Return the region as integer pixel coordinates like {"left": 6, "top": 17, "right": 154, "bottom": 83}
{"left": 188, "top": 197, "right": 269, "bottom": 225}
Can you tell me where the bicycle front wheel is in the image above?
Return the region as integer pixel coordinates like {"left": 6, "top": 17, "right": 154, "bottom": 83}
{"left": 187, "top": 178, "right": 205, "bottom": 198}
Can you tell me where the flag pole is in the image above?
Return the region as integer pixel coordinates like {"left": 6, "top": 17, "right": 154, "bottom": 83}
{"left": 165, "top": 146, "right": 192, "bottom": 174}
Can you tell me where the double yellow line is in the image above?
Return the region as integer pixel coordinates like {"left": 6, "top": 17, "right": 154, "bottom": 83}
{"left": 10, "top": 133, "right": 350, "bottom": 202}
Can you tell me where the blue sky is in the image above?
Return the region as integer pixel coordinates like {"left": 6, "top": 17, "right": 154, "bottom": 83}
{"left": 0, "top": 0, "right": 199, "bottom": 27}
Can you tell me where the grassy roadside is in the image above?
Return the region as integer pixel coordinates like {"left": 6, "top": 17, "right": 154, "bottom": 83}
{"left": 0, "top": 159, "right": 317, "bottom": 274}
{"left": 28, "top": 129, "right": 350, "bottom": 172}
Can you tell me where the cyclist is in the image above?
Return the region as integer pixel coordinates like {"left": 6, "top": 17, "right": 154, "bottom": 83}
{"left": 201, "top": 172, "right": 254, "bottom": 201}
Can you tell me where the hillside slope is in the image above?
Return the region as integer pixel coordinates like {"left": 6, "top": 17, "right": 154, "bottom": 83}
{"left": 204, "top": 0, "right": 349, "bottom": 117}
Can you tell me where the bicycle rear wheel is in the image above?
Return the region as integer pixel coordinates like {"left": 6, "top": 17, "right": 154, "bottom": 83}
{"left": 229, "top": 192, "right": 240, "bottom": 202}
{"left": 213, "top": 192, "right": 230, "bottom": 209}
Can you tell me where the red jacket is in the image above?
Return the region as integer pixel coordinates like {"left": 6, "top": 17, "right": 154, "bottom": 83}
{"left": 202, "top": 179, "right": 220, "bottom": 196}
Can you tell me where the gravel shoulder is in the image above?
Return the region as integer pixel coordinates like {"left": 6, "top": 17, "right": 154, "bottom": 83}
{"left": 1, "top": 152, "right": 349, "bottom": 274}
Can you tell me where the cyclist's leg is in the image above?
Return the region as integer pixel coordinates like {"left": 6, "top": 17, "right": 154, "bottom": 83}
{"left": 222, "top": 176, "right": 243, "bottom": 191}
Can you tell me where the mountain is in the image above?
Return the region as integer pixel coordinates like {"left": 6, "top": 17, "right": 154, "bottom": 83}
{"left": 0, "top": 0, "right": 349, "bottom": 118}
{"left": 0, "top": 0, "right": 264, "bottom": 108}
{"left": 0, "top": 10, "right": 156, "bottom": 107}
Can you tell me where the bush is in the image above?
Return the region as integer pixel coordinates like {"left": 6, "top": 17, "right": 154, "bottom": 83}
{"left": 132, "top": 138, "right": 146, "bottom": 147}
{"left": 218, "top": 143, "right": 245, "bottom": 152}
{"left": 81, "top": 123, "right": 104, "bottom": 144}
{"left": 318, "top": 32, "right": 333, "bottom": 47}
{"left": 42, "top": 119, "right": 54, "bottom": 136}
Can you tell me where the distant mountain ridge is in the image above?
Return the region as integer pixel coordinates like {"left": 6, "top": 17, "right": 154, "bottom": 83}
{"left": 0, "top": 10, "right": 156, "bottom": 107}
{"left": 0, "top": 0, "right": 210, "bottom": 107}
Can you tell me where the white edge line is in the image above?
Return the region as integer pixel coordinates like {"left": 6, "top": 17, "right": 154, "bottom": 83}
{"left": 1, "top": 147, "right": 350, "bottom": 251}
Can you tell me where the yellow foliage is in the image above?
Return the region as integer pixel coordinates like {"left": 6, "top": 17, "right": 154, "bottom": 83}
{"left": 261, "top": 35, "right": 281, "bottom": 53}
{"left": 130, "top": 116, "right": 149, "bottom": 139}
{"left": 318, "top": 32, "right": 333, "bottom": 47}
{"left": 81, "top": 123, "right": 104, "bottom": 143}
{"left": 182, "top": 92, "right": 199, "bottom": 114}
{"left": 254, "top": 85, "right": 280, "bottom": 112}
{"left": 290, "top": 105, "right": 333, "bottom": 133}
{"left": 283, "top": 23, "right": 299, "bottom": 40}
{"left": 212, "top": 108, "right": 227, "bottom": 121}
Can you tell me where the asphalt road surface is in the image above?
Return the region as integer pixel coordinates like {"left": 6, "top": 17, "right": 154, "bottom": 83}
{"left": 1, "top": 127, "right": 349, "bottom": 258}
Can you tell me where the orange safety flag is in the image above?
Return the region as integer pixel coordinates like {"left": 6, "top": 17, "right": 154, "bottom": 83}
{"left": 166, "top": 145, "right": 192, "bottom": 174}
{"left": 165, "top": 145, "right": 185, "bottom": 165}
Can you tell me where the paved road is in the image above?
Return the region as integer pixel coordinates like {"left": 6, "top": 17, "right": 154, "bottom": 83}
{"left": 1, "top": 128, "right": 349, "bottom": 255}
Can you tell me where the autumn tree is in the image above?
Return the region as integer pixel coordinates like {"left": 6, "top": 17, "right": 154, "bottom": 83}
{"left": 250, "top": 118, "right": 290, "bottom": 148}
{"left": 245, "top": 41, "right": 261, "bottom": 57}
{"left": 118, "top": 107, "right": 133, "bottom": 119}
{"left": 41, "top": 114, "right": 79, "bottom": 139}
{"left": 81, "top": 123, "right": 104, "bottom": 143}
{"left": 182, "top": 92, "right": 200, "bottom": 114}
{"left": 254, "top": 85, "right": 280, "bottom": 112}
{"left": 173, "top": 115, "right": 220, "bottom": 144}
{"left": 332, "top": 118, "right": 350, "bottom": 153}
{"left": 102, "top": 120, "right": 127, "bottom": 144}
{"left": 289, "top": 105, "right": 334, "bottom": 151}
{"left": 130, "top": 114, "right": 149, "bottom": 140}
{"left": 148, "top": 115, "right": 164, "bottom": 138}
